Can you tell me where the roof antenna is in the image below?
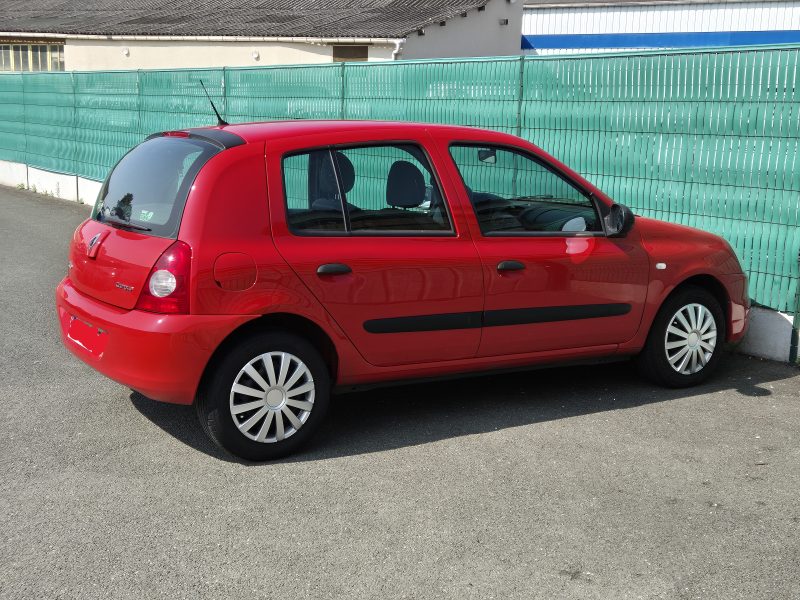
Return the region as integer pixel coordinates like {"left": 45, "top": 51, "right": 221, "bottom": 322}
{"left": 199, "top": 79, "right": 228, "bottom": 126}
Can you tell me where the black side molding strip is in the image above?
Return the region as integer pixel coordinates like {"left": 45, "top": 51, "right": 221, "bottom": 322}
{"left": 483, "top": 303, "right": 631, "bottom": 327}
{"left": 364, "top": 311, "right": 482, "bottom": 334}
{"left": 363, "top": 303, "right": 631, "bottom": 334}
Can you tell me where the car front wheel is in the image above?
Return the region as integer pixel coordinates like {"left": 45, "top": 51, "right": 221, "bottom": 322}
{"left": 196, "top": 331, "right": 330, "bottom": 461}
{"left": 637, "top": 286, "right": 726, "bottom": 388}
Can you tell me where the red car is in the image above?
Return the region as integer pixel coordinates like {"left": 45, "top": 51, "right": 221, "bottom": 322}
{"left": 56, "top": 121, "right": 749, "bottom": 460}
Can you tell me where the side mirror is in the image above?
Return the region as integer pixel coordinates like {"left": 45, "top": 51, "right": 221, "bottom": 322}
{"left": 478, "top": 148, "right": 497, "bottom": 164}
{"left": 605, "top": 203, "right": 635, "bottom": 237}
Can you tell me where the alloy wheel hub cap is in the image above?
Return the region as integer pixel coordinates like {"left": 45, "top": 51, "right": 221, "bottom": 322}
{"left": 265, "top": 388, "right": 286, "bottom": 409}
{"left": 664, "top": 302, "right": 718, "bottom": 375}
{"left": 229, "top": 351, "right": 315, "bottom": 443}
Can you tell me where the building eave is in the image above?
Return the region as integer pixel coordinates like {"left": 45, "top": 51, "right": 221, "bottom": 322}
{"left": 0, "top": 32, "right": 404, "bottom": 44}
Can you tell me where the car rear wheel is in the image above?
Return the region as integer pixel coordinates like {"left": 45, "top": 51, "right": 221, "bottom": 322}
{"left": 196, "top": 332, "right": 330, "bottom": 461}
{"left": 637, "top": 286, "right": 726, "bottom": 388}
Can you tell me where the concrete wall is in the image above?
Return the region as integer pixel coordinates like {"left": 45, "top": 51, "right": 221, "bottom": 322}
{"left": 1, "top": 160, "right": 93, "bottom": 209}
{"left": 78, "top": 178, "right": 103, "bottom": 206}
{"left": 0, "top": 159, "right": 27, "bottom": 188}
{"left": 366, "top": 45, "right": 396, "bottom": 61}
{"left": 737, "top": 307, "right": 796, "bottom": 363}
{"left": 402, "top": 0, "right": 523, "bottom": 59}
{"left": 27, "top": 167, "right": 79, "bottom": 202}
{"left": 64, "top": 39, "right": 395, "bottom": 70}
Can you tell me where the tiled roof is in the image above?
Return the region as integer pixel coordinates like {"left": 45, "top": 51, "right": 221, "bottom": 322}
{"left": 0, "top": 1, "right": 492, "bottom": 38}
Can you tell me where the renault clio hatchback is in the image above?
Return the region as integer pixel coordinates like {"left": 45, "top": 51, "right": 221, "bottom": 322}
{"left": 56, "top": 121, "right": 749, "bottom": 460}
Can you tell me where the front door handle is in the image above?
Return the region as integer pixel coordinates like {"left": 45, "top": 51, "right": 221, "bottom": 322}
{"left": 497, "top": 260, "right": 525, "bottom": 272}
{"left": 317, "top": 263, "right": 352, "bottom": 276}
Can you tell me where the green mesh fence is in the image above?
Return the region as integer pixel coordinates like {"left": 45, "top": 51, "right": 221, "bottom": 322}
{"left": 0, "top": 46, "right": 798, "bottom": 313}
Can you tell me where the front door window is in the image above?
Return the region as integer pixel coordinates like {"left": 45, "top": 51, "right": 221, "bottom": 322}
{"left": 449, "top": 144, "right": 602, "bottom": 235}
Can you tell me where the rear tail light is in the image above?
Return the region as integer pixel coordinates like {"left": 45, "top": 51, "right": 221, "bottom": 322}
{"left": 135, "top": 240, "right": 192, "bottom": 314}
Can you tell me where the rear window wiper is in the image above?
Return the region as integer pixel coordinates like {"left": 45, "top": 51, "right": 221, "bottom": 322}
{"left": 99, "top": 216, "right": 152, "bottom": 232}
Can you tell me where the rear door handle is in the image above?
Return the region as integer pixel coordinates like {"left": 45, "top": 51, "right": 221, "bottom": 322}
{"left": 497, "top": 260, "right": 525, "bottom": 272}
{"left": 317, "top": 263, "right": 352, "bottom": 276}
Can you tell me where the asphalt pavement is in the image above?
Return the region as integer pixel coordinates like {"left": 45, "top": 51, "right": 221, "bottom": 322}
{"left": 1, "top": 186, "right": 798, "bottom": 600}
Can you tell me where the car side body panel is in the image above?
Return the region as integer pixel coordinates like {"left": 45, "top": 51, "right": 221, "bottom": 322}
{"left": 617, "top": 217, "right": 750, "bottom": 353}
{"left": 55, "top": 120, "right": 750, "bottom": 405}
{"left": 426, "top": 131, "right": 651, "bottom": 355}
{"left": 175, "top": 139, "right": 368, "bottom": 384}
{"left": 264, "top": 127, "right": 486, "bottom": 367}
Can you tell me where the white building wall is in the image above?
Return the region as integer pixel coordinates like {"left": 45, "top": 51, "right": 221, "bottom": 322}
{"left": 523, "top": 1, "right": 800, "bottom": 55}
{"left": 64, "top": 39, "right": 396, "bottom": 70}
{"left": 402, "top": 0, "right": 524, "bottom": 59}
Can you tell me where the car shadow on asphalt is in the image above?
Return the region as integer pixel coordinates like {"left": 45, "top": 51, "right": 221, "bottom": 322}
{"left": 129, "top": 353, "right": 793, "bottom": 464}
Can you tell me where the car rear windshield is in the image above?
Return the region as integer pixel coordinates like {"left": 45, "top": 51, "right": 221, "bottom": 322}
{"left": 91, "top": 136, "right": 221, "bottom": 238}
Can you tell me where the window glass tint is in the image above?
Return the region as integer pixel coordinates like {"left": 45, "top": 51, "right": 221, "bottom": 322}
{"left": 449, "top": 145, "right": 601, "bottom": 235}
{"left": 92, "top": 136, "right": 219, "bottom": 238}
{"left": 283, "top": 150, "right": 346, "bottom": 233}
{"left": 335, "top": 144, "right": 450, "bottom": 232}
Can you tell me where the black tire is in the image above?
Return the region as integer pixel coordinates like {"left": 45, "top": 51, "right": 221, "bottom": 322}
{"left": 636, "top": 285, "right": 726, "bottom": 388}
{"left": 196, "top": 331, "right": 331, "bottom": 461}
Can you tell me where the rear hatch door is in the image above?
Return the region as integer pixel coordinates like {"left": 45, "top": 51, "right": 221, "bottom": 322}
{"left": 68, "top": 135, "right": 221, "bottom": 309}
{"left": 69, "top": 221, "right": 175, "bottom": 309}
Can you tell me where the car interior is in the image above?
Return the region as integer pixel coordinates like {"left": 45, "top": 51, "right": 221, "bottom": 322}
{"left": 468, "top": 191, "right": 601, "bottom": 234}
{"left": 450, "top": 145, "right": 603, "bottom": 235}
{"left": 285, "top": 143, "right": 602, "bottom": 235}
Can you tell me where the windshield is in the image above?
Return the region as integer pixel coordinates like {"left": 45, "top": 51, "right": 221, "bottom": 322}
{"left": 92, "top": 136, "right": 220, "bottom": 238}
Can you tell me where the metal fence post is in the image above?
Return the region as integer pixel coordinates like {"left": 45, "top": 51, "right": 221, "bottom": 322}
{"left": 20, "top": 71, "right": 28, "bottom": 171}
{"left": 791, "top": 253, "right": 800, "bottom": 363}
{"left": 340, "top": 62, "right": 346, "bottom": 120}
{"left": 136, "top": 69, "right": 142, "bottom": 139}
{"left": 222, "top": 67, "right": 227, "bottom": 122}
{"left": 70, "top": 70, "right": 77, "bottom": 177}
{"left": 515, "top": 55, "right": 524, "bottom": 138}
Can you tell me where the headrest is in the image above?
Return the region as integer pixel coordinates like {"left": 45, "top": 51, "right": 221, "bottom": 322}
{"left": 317, "top": 150, "right": 355, "bottom": 198}
{"left": 386, "top": 160, "right": 426, "bottom": 208}
{"left": 334, "top": 151, "right": 355, "bottom": 194}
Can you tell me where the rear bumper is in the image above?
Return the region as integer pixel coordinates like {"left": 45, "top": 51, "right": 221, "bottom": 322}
{"left": 56, "top": 277, "right": 254, "bottom": 404}
{"left": 721, "top": 272, "right": 750, "bottom": 344}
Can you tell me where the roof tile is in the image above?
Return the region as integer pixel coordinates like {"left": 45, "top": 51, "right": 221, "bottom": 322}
{"left": 0, "top": 1, "right": 491, "bottom": 38}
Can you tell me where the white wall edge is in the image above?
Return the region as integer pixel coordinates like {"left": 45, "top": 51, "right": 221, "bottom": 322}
{"left": 27, "top": 167, "right": 80, "bottom": 202}
{"left": 77, "top": 177, "right": 102, "bottom": 206}
{"left": 736, "top": 306, "right": 795, "bottom": 363}
{"left": 0, "top": 159, "right": 28, "bottom": 189}
{"left": 1, "top": 161, "right": 97, "bottom": 210}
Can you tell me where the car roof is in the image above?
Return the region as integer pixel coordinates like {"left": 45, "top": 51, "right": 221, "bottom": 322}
{"left": 182, "top": 120, "right": 505, "bottom": 145}
{"left": 174, "top": 119, "right": 613, "bottom": 207}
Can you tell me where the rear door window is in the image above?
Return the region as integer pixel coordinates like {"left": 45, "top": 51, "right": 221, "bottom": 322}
{"left": 92, "top": 136, "right": 220, "bottom": 238}
{"left": 281, "top": 143, "right": 451, "bottom": 235}
{"left": 283, "top": 150, "right": 347, "bottom": 233}
{"left": 335, "top": 145, "right": 451, "bottom": 233}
